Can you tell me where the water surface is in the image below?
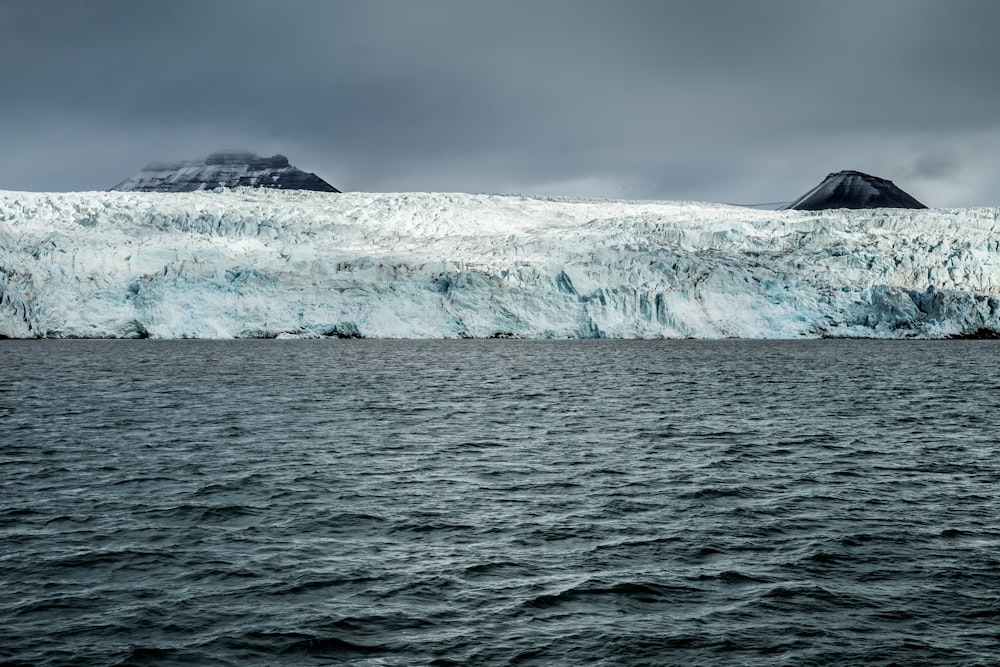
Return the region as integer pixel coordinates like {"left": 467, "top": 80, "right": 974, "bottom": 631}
{"left": 2, "top": 340, "right": 999, "bottom": 665}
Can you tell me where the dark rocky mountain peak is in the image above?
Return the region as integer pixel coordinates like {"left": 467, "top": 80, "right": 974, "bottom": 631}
{"left": 785, "top": 170, "right": 925, "bottom": 210}
{"left": 112, "top": 151, "right": 340, "bottom": 193}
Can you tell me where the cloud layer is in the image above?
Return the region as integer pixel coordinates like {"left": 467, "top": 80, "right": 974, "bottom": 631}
{"left": 1, "top": 0, "right": 998, "bottom": 206}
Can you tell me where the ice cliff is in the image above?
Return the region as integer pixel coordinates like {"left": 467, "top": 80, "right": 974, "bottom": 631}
{"left": 1, "top": 189, "right": 998, "bottom": 339}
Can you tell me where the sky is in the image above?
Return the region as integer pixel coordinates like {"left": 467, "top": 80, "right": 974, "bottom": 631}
{"left": 1, "top": 0, "right": 998, "bottom": 207}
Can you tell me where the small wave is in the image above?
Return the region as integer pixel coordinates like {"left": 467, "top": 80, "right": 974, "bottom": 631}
{"left": 804, "top": 551, "right": 850, "bottom": 565}
{"left": 1, "top": 506, "right": 43, "bottom": 518}
{"left": 375, "top": 576, "right": 459, "bottom": 602}
{"left": 327, "top": 511, "right": 388, "bottom": 524}
{"left": 463, "top": 560, "right": 532, "bottom": 578}
{"left": 276, "top": 576, "right": 378, "bottom": 596}
{"left": 697, "top": 570, "right": 769, "bottom": 585}
{"left": 185, "top": 565, "right": 261, "bottom": 583}
{"left": 839, "top": 533, "right": 879, "bottom": 547}
{"left": 191, "top": 478, "right": 266, "bottom": 496}
{"left": 939, "top": 527, "right": 974, "bottom": 538}
{"left": 281, "top": 635, "right": 392, "bottom": 657}
{"left": 522, "top": 580, "right": 703, "bottom": 609}
{"left": 111, "top": 646, "right": 203, "bottom": 666}
{"left": 136, "top": 503, "right": 261, "bottom": 522}
{"left": 214, "top": 631, "right": 395, "bottom": 660}
{"left": 389, "top": 521, "right": 475, "bottom": 534}
{"left": 43, "top": 514, "right": 81, "bottom": 524}
{"left": 47, "top": 547, "right": 177, "bottom": 569}
{"left": 761, "top": 584, "right": 840, "bottom": 603}
{"left": 695, "top": 545, "right": 727, "bottom": 558}
{"left": 13, "top": 595, "right": 96, "bottom": 615}
{"left": 678, "top": 486, "right": 756, "bottom": 500}
{"left": 109, "top": 474, "right": 178, "bottom": 487}
{"left": 198, "top": 504, "right": 262, "bottom": 521}
{"left": 590, "top": 535, "right": 683, "bottom": 553}
{"left": 963, "top": 607, "right": 1000, "bottom": 619}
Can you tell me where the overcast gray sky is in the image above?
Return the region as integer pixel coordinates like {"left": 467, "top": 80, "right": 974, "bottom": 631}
{"left": 1, "top": 0, "right": 998, "bottom": 206}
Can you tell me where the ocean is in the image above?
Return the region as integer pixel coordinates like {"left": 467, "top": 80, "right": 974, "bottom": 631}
{"left": 2, "top": 340, "right": 998, "bottom": 666}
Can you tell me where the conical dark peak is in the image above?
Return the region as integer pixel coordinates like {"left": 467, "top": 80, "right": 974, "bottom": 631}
{"left": 786, "top": 170, "right": 925, "bottom": 210}
{"left": 112, "top": 151, "right": 339, "bottom": 193}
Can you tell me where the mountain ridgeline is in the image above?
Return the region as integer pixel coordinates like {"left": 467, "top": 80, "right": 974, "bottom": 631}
{"left": 111, "top": 154, "right": 926, "bottom": 213}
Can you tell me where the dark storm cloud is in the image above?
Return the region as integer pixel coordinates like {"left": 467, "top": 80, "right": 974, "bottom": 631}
{"left": 1, "top": 0, "right": 999, "bottom": 205}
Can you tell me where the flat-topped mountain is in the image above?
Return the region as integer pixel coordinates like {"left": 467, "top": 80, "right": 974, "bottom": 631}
{"left": 111, "top": 151, "right": 340, "bottom": 193}
{"left": 786, "top": 170, "right": 925, "bottom": 210}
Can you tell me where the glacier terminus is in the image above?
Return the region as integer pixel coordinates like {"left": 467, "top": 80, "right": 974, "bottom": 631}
{"left": 1, "top": 189, "right": 998, "bottom": 339}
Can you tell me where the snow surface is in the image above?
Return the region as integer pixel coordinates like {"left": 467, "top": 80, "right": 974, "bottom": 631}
{"left": 1, "top": 189, "right": 998, "bottom": 339}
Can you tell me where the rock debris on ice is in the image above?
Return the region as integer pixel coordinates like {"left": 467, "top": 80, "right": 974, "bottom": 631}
{"left": 0, "top": 189, "right": 998, "bottom": 339}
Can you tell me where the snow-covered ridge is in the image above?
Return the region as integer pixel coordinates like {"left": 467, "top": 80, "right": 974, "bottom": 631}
{"left": 1, "top": 189, "right": 998, "bottom": 339}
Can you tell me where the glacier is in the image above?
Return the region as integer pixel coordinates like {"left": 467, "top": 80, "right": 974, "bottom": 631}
{"left": 1, "top": 188, "right": 998, "bottom": 339}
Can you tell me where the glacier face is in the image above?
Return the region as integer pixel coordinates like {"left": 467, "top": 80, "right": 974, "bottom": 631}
{"left": 1, "top": 189, "right": 999, "bottom": 339}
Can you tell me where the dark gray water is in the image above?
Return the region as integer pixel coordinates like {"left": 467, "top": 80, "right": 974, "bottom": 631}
{"left": 2, "top": 340, "right": 999, "bottom": 666}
